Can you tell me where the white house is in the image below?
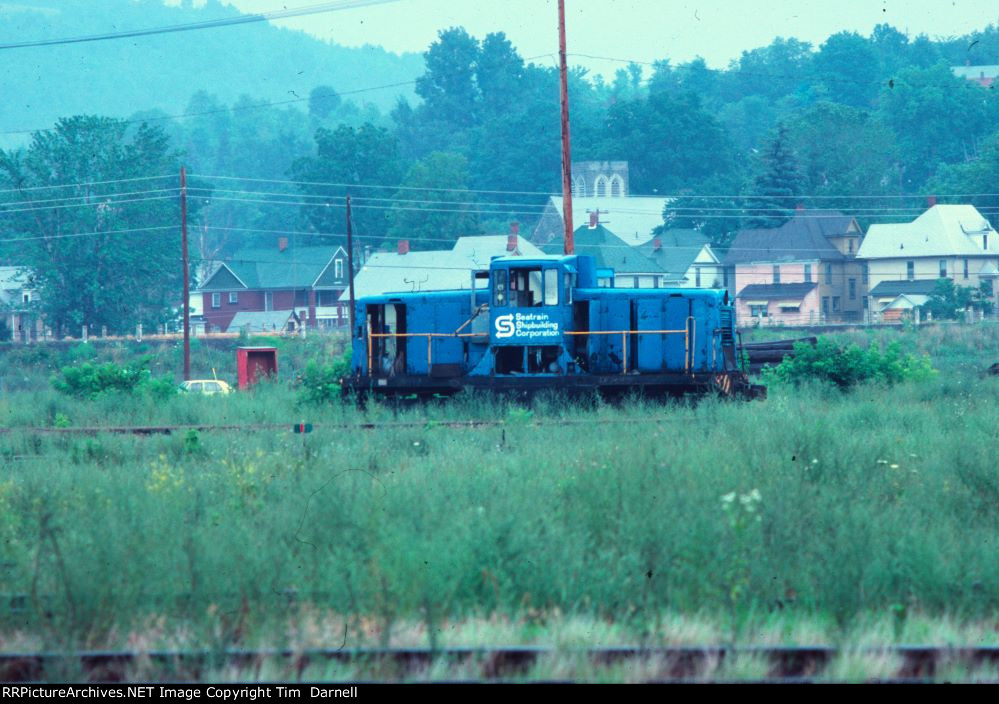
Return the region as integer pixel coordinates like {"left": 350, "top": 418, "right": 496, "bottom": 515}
{"left": 858, "top": 205, "right": 999, "bottom": 304}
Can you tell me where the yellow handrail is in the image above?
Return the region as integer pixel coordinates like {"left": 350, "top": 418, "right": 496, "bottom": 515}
{"left": 366, "top": 325, "right": 697, "bottom": 375}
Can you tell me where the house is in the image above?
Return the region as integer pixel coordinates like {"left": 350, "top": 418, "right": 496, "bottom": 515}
{"left": 724, "top": 210, "right": 867, "bottom": 326}
{"left": 197, "top": 238, "right": 349, "bottom": 333}
{"left": 347, "top": 233, "right": 544, "bottom": 300}
{"left": 0, "top": 266, "right": 42, "bottom": 342}
{"left": 532, "top": 196, "right": 672, "bottom": 248}
{"left": 541, "top": 218, "right": 721, "bottom": 289}
{"left": 865, "top": 280, "right": 941, "bottom": 322}
{"left": 227, "top": 310, "right": 301, "bottom": 334}
{"left": 951, "top": 65, "right": 999, "bottom": 89}
{"left": 857, "top": 204, "right": 998, "bottom": 310}
{"left": 541, "top": 220, "right": 676, "bottom": 288}
{"left": 570, "top": 160, "right": 630, "bottom": 198}
{"left": 637, "top": 229, "right": 723, "bottom": 289}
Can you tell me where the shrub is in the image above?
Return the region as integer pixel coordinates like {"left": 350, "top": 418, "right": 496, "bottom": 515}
{"left": 763, "top": 337, "right": 935, "bottom": 389}
{"left": 51, "top": 356, "right": 176, "bottom": 399}
{"left": 297, "top": 349, "right": 352, "bottom": 404}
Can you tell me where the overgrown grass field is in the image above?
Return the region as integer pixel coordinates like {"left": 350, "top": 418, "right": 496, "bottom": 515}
{"left": 0, "top": 324, "right": 997, "bottom": 681}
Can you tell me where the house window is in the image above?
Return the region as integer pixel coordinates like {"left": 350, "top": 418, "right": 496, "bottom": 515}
{"left": 772, "top": 265, "right": 781, "bottom": 284}
{"left": 862, "top": 263, "right": 869, "bottom": 284}
{"left": 749, "top": 304, "right": 768, "bottom": 318}
{"left": 211, "top": 293, "right": 221, "bottom": 308}
{"left": 265, "top": 291, "right": 274, "bottom": 311}
{"left": 985, "top": 234, "right": 989, "bottom": 250}
{"left": 825, "top": 264, "right": 832, "bottom": 285}
{"left": 906, "top": 261, "right": 915, "bottom": 280}
{"left": 595, "top": 175, "right": 608, "bottom": 197}
{"left": 695, "top": 268, "right": 702, "bottom": 287}
{"left": 822, "top": 297, "right": 830, "bottom": 315}
{"left": 964, "top": 259, "right": 969, "bottom": 279}
{"left": 295, "top": 290, "right": 309, "bottom": 306}
{"left": 939, "top": 259, "right": 947, "bottom": 278}
{"left": 22, "top": 293, "right": 30, "bottom": 303}
{"left": 804, "top": 264, "right": 812, "bottom": 282}
{"left": 848, "top": 279, "right": 856, "bottom": 300}
{"left": 335, "top": 259, "right": 344, "bottom": 279}
{"left": 848, "top": 239, "right": 854, "bottom": 254}
{"left": 833, "top": 296, "right": 841, "bottom": 311}
{"left": 228, "top": 292, "right": 238, "bottom": 304}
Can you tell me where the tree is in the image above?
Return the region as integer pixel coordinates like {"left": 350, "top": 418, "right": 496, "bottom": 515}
{"left": 414, "top": 27, "right": 482, "bottom": 130}
{"left": 0, "top": 116, "right": 193, "bottom": 335}
{"left": 813, "top": 32, "right": 884, "bottom": 108}
{"left": 387, "top": 152, "right": 479, "bottom": 247}
{"left": 309, "top": 85, "right": 342, "bottom": 120}
{"left": 785, "top": 102, "right": 902, "bottom": 219}
{"left": 289, "top": 123, "right": 405, "bottom": 247}
{"left": 929, "top": 130, "right": 999, "bottom": 227}
{"left": 922, "top": 278, "right": 975, "bottom": 319}
{"left": 742, "top": 124, "right": 803, "bottom": 229}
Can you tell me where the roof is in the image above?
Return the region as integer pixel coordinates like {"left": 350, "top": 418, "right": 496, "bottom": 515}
{"left": 737, "top": 282, "right": 817, "bottom": 300}
{"left": 880, "top": 294, "right": 931, "bottom": 312}
{"left": 0, "top": 266, "right": 32, "bottom": 290}
{"left": 724, "top": 210, "right": 859, "bottom": 266}
{"left": 858, "top": 205, "right": 994, "bottom": 259}
{"left": 541, "top": 224, "right": 665, "bottom": 274}
{"left": 346, "top": 235, "right": 544, "bottom": 299}
{"left": 951, "top": 65, "right": 999, "bottom": 78}
{"left": 547, "top": 196, "right": 672, "bottom": 246}
{"left": 868, "top": 279, "right": 940, "bottom": 297}
{"left": 638, "top": 229, "right": 714, "bottom": 277}
{"left": 201, "top": 245, "right": 345, "bottom": 291}
{"left": 226, "top": 310, "right": 298, "bottom": 333}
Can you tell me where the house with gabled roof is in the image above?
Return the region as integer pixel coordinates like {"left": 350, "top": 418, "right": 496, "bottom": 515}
{"left": 541, "top": 221, "right": 677, "bottom": 288}
{"left": 0, "top": 266, "right": 42, "bottom": 342}
{"left": 637, "top": 229, "right": 723, "bottom": 289}
{"left": 346, "top": 233, "right": 544, "bottom": 301}
{"left": 724, "top": 209, "right": 867, "bottom": 325}
{"left": 197, "top": 237, "right": 349, "bottom": 332}
{"left": 858, "top": 205, "right": 998, "bottom": 314}
{"left": 532, "top": 195, "right": 673, "bottom": 248}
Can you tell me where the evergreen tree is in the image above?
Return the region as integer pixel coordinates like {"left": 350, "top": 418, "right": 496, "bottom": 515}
{"left": 743, "top": 124, "right": 803, "bottom": 229}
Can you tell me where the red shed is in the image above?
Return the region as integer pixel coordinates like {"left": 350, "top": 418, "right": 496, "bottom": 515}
{"left": 236, "top": 346, "right": 278, "bottom": 389}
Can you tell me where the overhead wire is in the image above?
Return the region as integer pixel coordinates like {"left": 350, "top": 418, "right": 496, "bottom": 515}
{"left": 0, "top": 0, "right": 401, "bottom": 50}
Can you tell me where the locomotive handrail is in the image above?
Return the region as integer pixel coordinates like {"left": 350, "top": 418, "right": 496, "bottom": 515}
{"left": 366, "top": 320, "right": 698, "bottom": 376}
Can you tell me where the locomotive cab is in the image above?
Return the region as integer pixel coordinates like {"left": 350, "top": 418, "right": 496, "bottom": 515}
{"left": 487, "top": 255, "right": 588, "bottom": 376}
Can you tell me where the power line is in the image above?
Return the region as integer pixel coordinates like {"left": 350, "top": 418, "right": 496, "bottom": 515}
{"left": 0, "top": 194, "right": 178, "bottom": 215}
{"left": 0, "top": 0, "right": 400, "bottom": 51}
{"left": 0, "top": 174, "right": 174, "bottom": 195}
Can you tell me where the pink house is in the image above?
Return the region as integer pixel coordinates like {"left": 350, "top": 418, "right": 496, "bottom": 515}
{"left": 723, "top": 211, "right": 867, "bottom": 326}
{"left": 733, "top": 264, "right": 821, "bottom": 325}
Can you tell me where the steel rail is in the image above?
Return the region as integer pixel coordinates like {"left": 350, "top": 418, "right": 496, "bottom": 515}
{"left": 1, "top": 645, "right": 998, "bottom": 682}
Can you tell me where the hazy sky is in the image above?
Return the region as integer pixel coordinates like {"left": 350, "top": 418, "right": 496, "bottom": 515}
{"left": 184, "top": 0, "right": 999, "bottom": 76}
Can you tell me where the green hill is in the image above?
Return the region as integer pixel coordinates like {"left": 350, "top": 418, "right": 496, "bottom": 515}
{"left": 0, "top": 0, "right": 423, "bottom": 147}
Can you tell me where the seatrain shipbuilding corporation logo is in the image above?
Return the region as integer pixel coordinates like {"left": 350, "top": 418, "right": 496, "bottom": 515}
{"left": 494, "top": 314, "right": 515, "bottom": 338}
{"left": 494, "top": 312, "right": 559, "bottom": 339}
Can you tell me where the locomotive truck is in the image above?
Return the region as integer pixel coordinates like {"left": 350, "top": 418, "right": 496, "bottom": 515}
{"left": 341, "top": 253, "right": 764, "bottom": 401}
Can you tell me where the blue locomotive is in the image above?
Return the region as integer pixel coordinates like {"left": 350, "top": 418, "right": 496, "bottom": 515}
{"left": 342, "top": 254, "right": 764, "bottom": 400}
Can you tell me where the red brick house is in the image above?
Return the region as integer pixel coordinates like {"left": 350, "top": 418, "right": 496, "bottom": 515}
{"left": 197, "top": 238, "right": 349, "bottom": 332}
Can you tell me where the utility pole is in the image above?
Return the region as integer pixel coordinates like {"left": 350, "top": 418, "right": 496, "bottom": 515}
{"left": 558, "top": 0, "right": 575, "bottom": 255}
{"left": 181, "top": 166, "right": 191, "bottom": 380}
{"left": 346, "top": 194, "right": 356, "bottom": 332}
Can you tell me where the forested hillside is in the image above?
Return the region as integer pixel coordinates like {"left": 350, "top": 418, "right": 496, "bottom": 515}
{"left": 0, "top": 0, "right": 422, "bottom": 147}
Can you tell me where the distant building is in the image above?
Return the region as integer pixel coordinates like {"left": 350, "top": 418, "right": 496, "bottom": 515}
{"left": 197, "top": 238, "right": 349, "bottom": 333}
{"left": 857, "top": 205, "right": 998, "bottom": 309}
{"left": 346, "top": 233, "right": 544, "bottom": 300}
{"left": 533, "top": 195, "right": 672, "bottom": 247}
{"left": 724, "top": 210, "right": 866, "bottom": 326}
{"left": 0, "top": 266, "right": 42, "bottom": 342}
{"left": 570, "top": 160, "right": 630, "bottom": 198}
{"left": 952, "top": 64, "right": 999, "bottom": 88}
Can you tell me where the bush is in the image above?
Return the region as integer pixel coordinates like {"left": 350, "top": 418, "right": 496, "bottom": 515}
{"left": 297, "top": 349, "right": 352, "bottom": 404}
{"left": 763, "top": 337, "right": 935, "bottom": 389}
{"left": 51, "top": 356, "right": 175, "bottom": 399}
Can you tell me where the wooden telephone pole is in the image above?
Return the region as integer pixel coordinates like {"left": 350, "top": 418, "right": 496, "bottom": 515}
{"left": 346, "top": 194, "right": 356, "bottom": 332}
{"left": 558, "top": 0, "right": 575, "bottom": 254}
{"left": 181, "top": 166, "right": 191, "bottom": 381}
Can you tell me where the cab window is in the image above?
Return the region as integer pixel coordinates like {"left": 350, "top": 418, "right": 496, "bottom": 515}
{"left": 509, "top": 267, "right": 544, "bottom": 307}
{"left": 543, "top": 269, "right": 559, "bottom": 306}
{"left": 493, "top": 269, "right": 508, "bottom": 307}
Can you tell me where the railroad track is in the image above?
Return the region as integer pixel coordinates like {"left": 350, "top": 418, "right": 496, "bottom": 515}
{"left": 0, "top": 416, "right": 701, "bottom": 437}
{"left": 2, "top": 645, "right": 998, "bottom": 683}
